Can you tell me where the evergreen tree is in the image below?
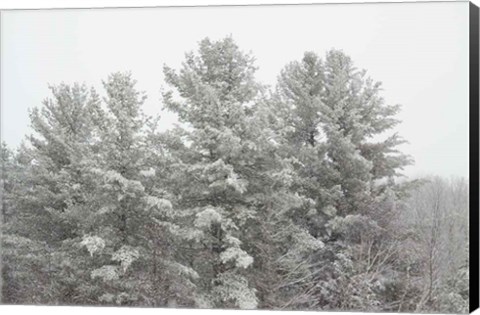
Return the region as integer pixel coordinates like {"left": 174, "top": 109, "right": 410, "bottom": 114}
{"left": 162, "top": 37, "right": 261, "bottom": 309}
{"left": 162, "top": 36, "right": 324, "bottom": 310}
{"left": 70, "top": 73, "right": 197, "bottom": 306}
{"left": 277, "top": 50, "right": 411, "bottom": 217}
{"left": 1, "top": 83, "right": 101, "bottom": 304}
{"left": 1, "top": 143, "right": 16, "bottom": 225}
{"left": 274, "top": 49, "right": 413, "bottom": 310}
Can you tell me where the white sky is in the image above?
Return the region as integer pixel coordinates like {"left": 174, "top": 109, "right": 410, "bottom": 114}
{"left": 0, "top": 2, "right": 470, "bottom": 178}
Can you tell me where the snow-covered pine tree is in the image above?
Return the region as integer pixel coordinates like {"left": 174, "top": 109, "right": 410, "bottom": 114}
{"left": 73, "top": 72, "right": 198, "bottom": 307}
{"left": 18, "top": 83, "right": 100, "bottom": 243}
{"left": 1, "top": 83, "right": 101, "bottom": 304}
{"left": 161, "top": 37, "right": 261, "bottom": 309}
{"left": 274, "top": 52, "right": 341, "bottom": 237}
{"left": 322, "top": 50, "right": 411, "bottom": 216}
{"left": 277, "top": 50, "right": 411, "bottom": 217}
{"left": 0, "top": 143, "right": 17, "bottom": 303}
{"left": 1, "top": 143, "right": 16, "bottom": 225}
{"left": 274, "top": 50, "right": 413, "bottom": 310}
{"left": 161, "top": 36, "right": 323, "bottom": 310}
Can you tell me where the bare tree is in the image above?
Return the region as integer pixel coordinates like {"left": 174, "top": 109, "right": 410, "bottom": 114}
{"left": 399, "top": 177, "right": 468, "bottom": 312}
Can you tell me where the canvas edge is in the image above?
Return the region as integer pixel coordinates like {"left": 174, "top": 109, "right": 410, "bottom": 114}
{"left": 470, "top": 1, "right": 479, "bottom": 313}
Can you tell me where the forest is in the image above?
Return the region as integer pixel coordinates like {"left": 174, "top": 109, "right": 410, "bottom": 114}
{"left": 0, "top": 37, "right": 469, "bottom": 313}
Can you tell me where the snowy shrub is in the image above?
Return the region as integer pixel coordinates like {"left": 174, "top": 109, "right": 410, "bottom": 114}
{"left": 81, "top": 235, "right": 105, "bottom": 256}
{"left": 194, "top": 207, "right": 222, "bottom": 228}
{"left": 112, "top": 246, "right": 140, "bottom": 272}
{"left": 220, "top": 247, "right": 254, "bottom": 268}
{"left": 139, "top": 167, "right": 156, "bottom": 177}
{"left": 212, "top": 272, "right": 258, "bottom": 309}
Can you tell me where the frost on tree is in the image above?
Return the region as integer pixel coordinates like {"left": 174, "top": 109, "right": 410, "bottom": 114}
{"left": 0, "top": 36, "right": 469, "bottom": 314}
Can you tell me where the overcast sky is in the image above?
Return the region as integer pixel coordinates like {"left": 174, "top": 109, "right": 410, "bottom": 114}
{"left": 1, "top": 2, "right": 470, "bottom": 178}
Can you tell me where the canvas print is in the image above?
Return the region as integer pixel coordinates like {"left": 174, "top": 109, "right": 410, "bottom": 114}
{"left": 0, "top": 1, "right": 477, "bottom": 313}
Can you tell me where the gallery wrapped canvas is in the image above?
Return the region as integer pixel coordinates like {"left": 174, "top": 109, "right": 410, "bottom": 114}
{"left": 0, "top": 0, "right": 478, "bottom": 313}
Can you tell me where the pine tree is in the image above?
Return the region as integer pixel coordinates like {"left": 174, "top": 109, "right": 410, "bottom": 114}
{"left": 1, "top": 83, "right": 101, "bottom": 304}
{"left": 275, "top": 52, "right": 340, "bottom": 237}
{"left": 161, "top": 37, "right": 261, "bottom": 309}
{"left": 71, "top": 73, "right": 198, "bottom": 306}
{"left": 1, "top": 143, "right": 16, "bottom": 225}
{"left": 274, "top": 49, "right": 413, "bottom": 310}
{"left": 162, "top": 36, "right": 324, "bottom": 310}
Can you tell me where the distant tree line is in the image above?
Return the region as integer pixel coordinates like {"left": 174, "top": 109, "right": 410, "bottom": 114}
{"left": 0, "top": 37, "right": 469, "bottom": 312}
